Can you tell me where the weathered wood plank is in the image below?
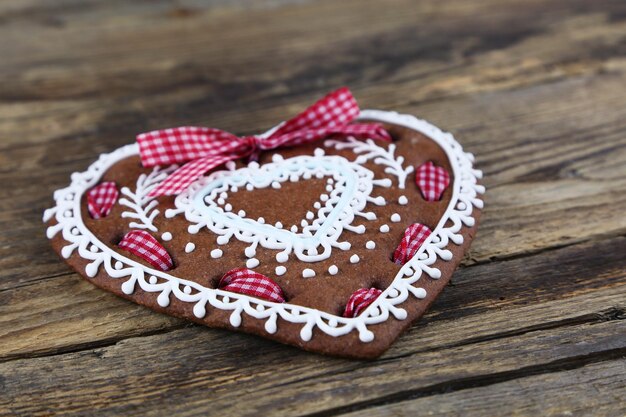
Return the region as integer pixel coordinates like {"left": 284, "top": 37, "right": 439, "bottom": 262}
{"left": 0, "top": 307, "right": 623, "bottom": 416}
{"left": 339, "top": 359, "right": 626, "bottom": 417}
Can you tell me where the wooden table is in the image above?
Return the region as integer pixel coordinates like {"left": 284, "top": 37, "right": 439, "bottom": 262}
{"left": 1, "top": 0, "right": 625, "bottom": 415}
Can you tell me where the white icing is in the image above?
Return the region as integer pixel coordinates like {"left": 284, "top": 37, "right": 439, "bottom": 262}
{"left": 246, "top": 258, "right": 260, "bottom": 268}
{"left": 325, "top": 137, "right": 414, "bottom": 188}
{"left": 366, "top": 241, "right": 376, "bottom": 249}
{"left": 350, "top": 254, "right": 360, "bottom": 264}
{"left": 119, "top": 165, "right": 176, "bottom": 232}
{"left": 43, "top": 110, "right": 484, "bottom": 344}
{"left": 185, "top": 242, "right": 195, "bottom": 253}
{"left": 275, "top": 266, "right": 286, "bottom": 276}
{"left": 398, "top": 195, "right": 408, "bottom": 205}
{"left": 238, "top": 210, "right": 246, "bottom": 217}
{"left": 244, "top": 246, "right": 256, "bottom": 258}
{"left": 391, "top": 213, "right": 401, "bottom": 222}
{"left": 328, "top": 265, "right": 338, "bottom": 275}
{"left": 210, "top": 249, "right": 223, "bottom": 259}
{"left": 302, "top": 268, "right": 315, "bottom": 278}
{"left": 380, "top": 224, "right": 390, "bottom": 233}
{"left": 161, "top": 232, "right": 172, "bottom": 241}
{"left": 169, "top": 154, "right": 385, "bottom": 263}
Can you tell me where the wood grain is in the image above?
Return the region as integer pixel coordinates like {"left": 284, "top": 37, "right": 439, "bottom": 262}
{"left": 0, "top": 0, "right": 625, "bottom": 415}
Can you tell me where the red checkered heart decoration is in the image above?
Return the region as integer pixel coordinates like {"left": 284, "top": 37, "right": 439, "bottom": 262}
{"left": 344, "top": 288, "right": 383, "bottom": 318}
{"left": 219, "top": 268, "right": 286, "bottom": 303}
{"left": 393, "top": 223, "right": 433, "bottom": 265}
{"left": 415, "top": 161, "right": 450, "bottom": 201}
{"left": 87, "top": 181, "right": 119, "bottom": 219}
{"left": 118, "top": 230, "right": 173, "bottom": 272}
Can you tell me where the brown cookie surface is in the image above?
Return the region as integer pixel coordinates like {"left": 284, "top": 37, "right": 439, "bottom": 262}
{"left": 45, "top": 111, "right": 483, "bottom": 359}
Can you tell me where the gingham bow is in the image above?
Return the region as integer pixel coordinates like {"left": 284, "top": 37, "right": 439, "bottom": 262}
{"left": 137, "top": 87, "right": 392, "bottom": 197}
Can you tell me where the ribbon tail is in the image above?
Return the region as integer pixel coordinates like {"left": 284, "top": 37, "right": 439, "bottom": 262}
{"left": 148, "top": 154, "right": 235, "bottom": 197}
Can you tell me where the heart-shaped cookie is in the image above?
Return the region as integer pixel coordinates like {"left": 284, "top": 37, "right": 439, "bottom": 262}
{"left": 44, "top": 108, "right": 483, "bottom": 359}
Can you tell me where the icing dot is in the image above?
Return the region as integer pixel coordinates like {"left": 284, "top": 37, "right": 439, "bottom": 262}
{"left": 244, "top": 246, "right": 256, "bottom": 258}
{"left": 149, "top": 276, "right": 158, "bottom": 285}
{"left": 275, "top": 221, "right": 283, "bottom": 229}
{"left": 325, "top": 184, "right": 333, "bottom": 192}
{"left": 271, "top": 181, "right": 281, "bottom": 189}
{"left": 184, "top": 285, "right": 192, "bottom": 294}
{"left": 328, "top": 265, "right": 338, "bottom": 275}
{"left": 320, "top": 194, "right": 329, "bottom": 202}
{"left": 414, "top": 288, "right": 427, "bottom": 299}
{"left": 210, "top": 249, "right": 223, "bottom": 259}
{"left": 237, "top": 210, "right": 246, "bottom": 217}
{"left": 313, "top": 202, "right": 321, "bottom": 209}
{"left": 314, "top": 148, "right": 325, "bottom": 157}
{"left": 217, "top": 198, "right": 225, "bottom": 205}
{"left": 290, "top": 225, "right": 298, "bottom": 233}
{"left": 276, "top": 266, "right": 287, "bottom": 276}
{"left": 185, "top": 242, "right": 196, "bottom": 253}
{"left": 246, "top": 258, "right": 260, "bottom": 268}
{"left": 216, "top": 235, "right": 230, "bottom": 245}
{"left": 391, "top": 213, "right": 401, "bottom": 222}
{"left": 306, "top": 211, "right": 314, "bottom": 220}
{"left": 302, "top": 268, "right": 315, "bottom": 278}
{"left": 224, "top": 203, "right": 232, "bottom": 212}
{"left": 350, "top": 254, "right": 360, "bottom": 264}
{"left": 276, "top": 252, "right": 289, "bottom": 263}
{"left": 380, "top": 224, "right": 390, "bottom": 233}
{"left": 257, "top": 217, "right": 265, "bottom": 224}
{"left": 327, "top": 178, "right": 334, "bottom": 184}
{"left": 161, "top": 232, "right": 172, "bottom": 241}
{"left": 315, "top": 172, "right": 324, "bottom": 179}
{"left": 246, "top": 184, "right": 254, "bottom": 191}
{"left": 366, "top": 241, "right": 376, "bottom": 250}
{"left": 231, "top": 186, "right": 238, "bottom": 192}
{"left": 220, "top": 192, "right": 228, "bottom": 199}
{"left": 301, "top": 219, "right": 308, "bottom": 228}
{"left": 114, "top": 261, "right": 123, "bottom": 270}
{"left": 398, "top": 195, "right": 408, "bottom": 205}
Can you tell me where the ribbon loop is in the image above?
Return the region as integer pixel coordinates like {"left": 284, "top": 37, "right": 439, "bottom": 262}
{"left": 137, "top": 88, "right": 392, "bottom": 197}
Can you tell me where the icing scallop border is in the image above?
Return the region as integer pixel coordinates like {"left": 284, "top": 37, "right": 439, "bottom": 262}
{"left": 43, "top": 110, "right": 484, "bottom": 343}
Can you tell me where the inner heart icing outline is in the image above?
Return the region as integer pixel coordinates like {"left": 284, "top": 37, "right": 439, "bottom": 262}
{"left": 44, "top": 110, "right": 484, "bottom": 343}
{"left": 166, "top": 152, "right": 390, "bottom": 263}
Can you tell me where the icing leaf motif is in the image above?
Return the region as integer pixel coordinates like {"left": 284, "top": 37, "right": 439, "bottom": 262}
{"left": 415, "top": 161, "right": 450, "bottom": 201}
{"left": 393, "top": 223, "right": 432, "bottom": 265}
{"left": 118, "top": 230, "right": 173, "bottom": 271}
{"left": 325, "top": 137, "right": 414, "bottom": 189}
{"left": 219, "top": 268, "right": 285, "bottom": 303}
{"left": 119, "top": 165, "right": 177, "bottom": 232}
{"left": 87, "top": 181, "right": 119, "bottom": 219}
{"left": 343, "top": 288, "right": 382, "bottom": 317}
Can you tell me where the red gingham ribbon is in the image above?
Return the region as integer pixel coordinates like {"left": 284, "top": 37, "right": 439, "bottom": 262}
{"left": 219, "top": 268, "right": 285, "bottom": 303}
{"left": 87, "top": 181, "right": 119, "bottom": 219}
{"left": 393, "top": 223, "right": 432, "bottom": 265}
{"left": 137, "top": 87, "right": 392, "bottom": 196}
{"left": 118, "top": 230, "right": 174, "bottom": 271}
{"left": 415, "top": 161, "right": 451, "bottom": 201}
{"left": 343, "top": 288, "right": 382, "bottom": 317}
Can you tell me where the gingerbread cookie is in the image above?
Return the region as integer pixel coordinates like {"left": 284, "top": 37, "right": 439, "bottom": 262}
{"left": 44, "top": 88, "right": 484, "bottom": 358}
